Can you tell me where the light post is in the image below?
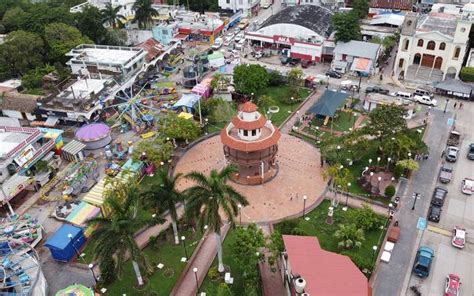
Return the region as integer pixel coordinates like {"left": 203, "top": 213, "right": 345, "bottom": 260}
{"left": 411, "top": 192, "right": 420, "bottom": 211}
{"left": 336, "top": 145, "right": 341, "bottom": 159}
{"left": 238, "top": 204, "right": 242, "bottom": 225}
{"left": 289, "top": 97, "right": 295, "bottom": 113}
{"left": 377, "top": 157, "right": 381, "bottom": 166}
{"left": 444, "top": 98, "right": 450, "bottom": 113}
{"left": 303, "top": 195, "right": 308, "bottom": 218}
{"left": 68, "top": 233, "right": 84, "bottom": 262}
{"left": 386, "top": 157, "right": 391, "bottom": 170}
{"left": 352, "top": 112, "right": 357, "bottom": 129}
{"left": 345, "top": 182, "right": 351, "bottom": 206}
{"left": 181, "top": 236, "right": 188, "bottom": 260}
{"left": 408, "top": 152, "right": 412, "bottom": 159}
{"left": 88, "top": 264, "right": 98, "bottom": 285}
{"left": 369, "top": 172, "right": 374, "bottom": 183}
{"left": 193, "top": 267, "right": 199, "bottom": 294}
{"left": 204, "top": 118, "right": 209, "bottom": 134}
{"left": 372, "top": 245, "right": 378, "bottom": 262}
{"left": 368, "top": 158, "right": 373, "bottom": 166}
{"left": 377, "top": 176, "right": 382, "bottom": 190}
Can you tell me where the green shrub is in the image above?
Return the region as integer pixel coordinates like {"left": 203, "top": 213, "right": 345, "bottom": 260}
{"left": 207, "top": 266, "right": 219, "bottom": 280}
{"left": 384, "top": 185, "right": 396, "bottom": 198}
{"left": 278, "top": 219, "right": 300, "bottom": 234}
{"left": 460, "top": 67, "right": 474, "bottom": 82}
{"left": 98, "top": 255, "right": 116, "bottom": 284}
{"left": 394, "top": 164, "right": 404, "bottom": 178}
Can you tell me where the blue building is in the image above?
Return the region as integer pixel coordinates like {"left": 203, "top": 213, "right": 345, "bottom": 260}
{"left": 152, "top": 22, "right": 178, "bottom": 45}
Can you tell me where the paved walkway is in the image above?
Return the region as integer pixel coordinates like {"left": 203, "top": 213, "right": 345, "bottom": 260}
{"left": 280, "top": 91, "right": 321, "bottom": 133}
{"left": 258, "top": 224, "right": 286, "bottom": 296}
{"left": 171, "top": 224, "right": 229, "bottom": 296}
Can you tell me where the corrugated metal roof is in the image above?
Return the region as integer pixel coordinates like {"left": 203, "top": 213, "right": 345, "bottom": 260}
{"left": 370, "top": 0, "right": 414, "bottom": 10}
{"left": 62, "top": 140, "right": 86, "bottom": 156}
{"left": 334, "top": 41, "right": 381, "bottom": 60}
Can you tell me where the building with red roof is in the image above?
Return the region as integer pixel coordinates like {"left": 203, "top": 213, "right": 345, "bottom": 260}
{"left": 220, "top": 102, "right": 280, "bottom": 185}
{"left": 282, "top": 235, "right": 369, "bottom": 296}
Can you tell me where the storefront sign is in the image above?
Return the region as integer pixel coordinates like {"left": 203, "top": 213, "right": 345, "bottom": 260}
{"left": 273, "top": 35, "right": 294, "bottom": 46}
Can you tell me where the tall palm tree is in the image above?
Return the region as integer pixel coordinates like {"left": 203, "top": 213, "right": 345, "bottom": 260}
{"left": 142, "top": 169, "right": 184, "bottom": 245}
{"left": 132, "top": 0, "right": 159, "bottom": 30}
{"left": 101, "top": 2, "right": 126, "bottom": 29}
{"left": 87, "top": 182, "right": 152, "bottom": 285}
{"left": 184, "top": 165, "right": 249, "bottom": 272}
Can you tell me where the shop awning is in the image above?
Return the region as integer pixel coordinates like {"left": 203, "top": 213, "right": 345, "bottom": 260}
{"left": 350, "top": 58, "right": 372, "bottom": 73}
{"left": 62, "top": 140, "right": 86, "bottom": 156}
{"left": 435, "top": 79, "right": 473, "bottom": 98}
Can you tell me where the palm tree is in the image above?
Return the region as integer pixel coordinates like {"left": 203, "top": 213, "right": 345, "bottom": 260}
{"left": 101, "top": 2, "right": 126, "bottom": 29}
{"left": 87, "top": 181, "right": 152, "bottom": 285}
{"left": 334, "top": 224, "right": 365, "bottom": 249}
{"left": 184, "top": 165, "right": 249, "bottom": 272}
{"left": 132, "top": 0, "right": 159, "bottom": 29}
{"left": 142, "top": 169, "right": 184, "bottom": 245}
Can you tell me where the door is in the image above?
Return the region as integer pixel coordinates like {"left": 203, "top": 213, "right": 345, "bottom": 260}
{"left": 434, "top": 57, "right": 443, "bottom": 69}
{"left": 421, "top": 54, "right": 435, "bottom": 67}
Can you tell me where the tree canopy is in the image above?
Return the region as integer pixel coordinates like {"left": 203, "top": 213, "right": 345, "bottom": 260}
{"left": 351, "top": 0, "right": 369, "bottom": 19}
{"left": 132, "top": 0, "right": 159, "bottom": 29}
{"left": 158, "top": 113, "right": 201, "bottom": 142}
{"left": 233, "top": 64, "right": 269, "bottom": 95}
{"left": 364, "top": 104, "right": 407, "bottom": 144}
{"left": 44, "top": 23, "right": 92, "bottom": 62}
{"left": 332, "top": 12, "right": 361, "bottom": 43}
{"left": 131, "top": 137, "right": 174, "bottom": 165}
{"left": 0, "top": 31, "right": 45, "bottom": 77}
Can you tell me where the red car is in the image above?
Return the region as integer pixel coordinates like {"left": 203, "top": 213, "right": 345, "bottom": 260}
{"left": 445, "top": 274, "right": 461, "bottom": 296}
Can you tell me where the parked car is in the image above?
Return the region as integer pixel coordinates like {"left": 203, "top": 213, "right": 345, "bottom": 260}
{"left": 439, "top": 166, "right": 453, "bottom": 183}
{"left": 414, "top": 88, "right": 434, "bottom": 98}
{"left": 390, "top": 91, "right": 412, "bottom": 99}
{"left": 326, "top": 70, "right": 342, "bottom": 78}
{"left": 211, "top": 38, "right": 223, "bottom": 50}
{"left": 234, "top": 32, "right": 244, "bottom": 42}
{"left": 431, "top": 186, "right": 448, "bottom": 207}
{"left": 365, "top": 86, "right": 389, "bottom": 94}
{"left": 461, "top": 178, "right": 474, "bottom": 195}
{"left": 451, "top": 226, "right": 466, "bottom": 249}
{"left": 444, "top": 274, "right": 461, "bottom": 296}
{"left": 254, "top": 51, "right": 263, "bottom": 59}
{"left": 413, "top": 94, "right": 437, "bottom": 106}
{"left": 467, "top": 143, "right": 474, "bottom": 160}
{"left": 445, "top": 146, "right": 459, "bottom": 162}
{"left": 428, "top": 205, "right": 442, "bottom": 222}
{"left": 288, "top": 58, "right": 300, "bottom": 66}
{"left": 301, "top": 60, "right": 312, "bottom": 68}
{"left": 413, "top": 246, "right": 435, "bottom": 277}
{"left": 238, "top": 18, "right": 249, "bottom": 30}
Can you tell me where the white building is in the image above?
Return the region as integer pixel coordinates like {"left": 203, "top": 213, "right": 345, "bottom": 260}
{"left": 218, "top": 0, "right": 261, "bottom": 16}
{"left": 332, "top": 40, "right": 381, "bottom": 76}
{"left": 394, "top": 12, "right": 472, "bottom": 82}
{"left": 66, "top": 44, "right": 146, "bottom": 79}
{"left": 70, "top": 0, "right": 136, "bottom": 19}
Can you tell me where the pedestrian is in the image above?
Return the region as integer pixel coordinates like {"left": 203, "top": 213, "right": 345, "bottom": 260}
{"left": 460, "top": 102, "right": 463, "bottom": 109}
{"left": 441, "top": 150, "right": 445, "bottom": 158}
{"left": 454, "top": 102, "right": 457, "bottom": 109}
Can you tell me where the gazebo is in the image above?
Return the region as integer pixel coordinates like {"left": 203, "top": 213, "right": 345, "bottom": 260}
{"left": 307, "top": 90, "right": 349, "bottom": 132}
{"left": 220, "top": 102, "right": 281, "bottom": 185}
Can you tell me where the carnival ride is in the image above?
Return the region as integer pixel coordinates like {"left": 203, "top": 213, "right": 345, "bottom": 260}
{"left": 0, "top": 215, "right": 43, "bottom": 250}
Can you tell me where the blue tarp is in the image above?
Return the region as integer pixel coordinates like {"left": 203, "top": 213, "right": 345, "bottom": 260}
{"left": 307, "top": 90, "right": 349, "bottom": 117}
{"left": 173, "top": 93, "right": 201, "bottom": 113}
{"left": 44, "top": 224, "right": 86, "bottom": 262}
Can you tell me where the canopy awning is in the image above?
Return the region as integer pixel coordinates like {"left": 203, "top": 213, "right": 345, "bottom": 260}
{"left": 351, "top": 58, "right": 372, "bottom": 73}
{"left": 173, "top": 93, "right": 201, "bottom": 109}
{"left": 307, "top": 90, "right": 349, "bottom": 117}
{"left": 435, "top": 79, "right": 473, "bottom": 97}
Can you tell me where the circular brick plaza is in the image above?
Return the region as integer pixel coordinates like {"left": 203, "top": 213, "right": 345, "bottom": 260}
{"left": 174, "top": 134, "right": 326, "bottom": 223}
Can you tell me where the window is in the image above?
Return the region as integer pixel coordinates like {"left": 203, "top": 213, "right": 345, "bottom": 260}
{"left": 403, "top": 39, "right": 409, "bottom": 51}
{"left": 453, "top": 47, "right": 461, "bottom": 59}
{"left": 417, "top": 39, "right": 424, "bottom": 47}
{"left": 252, "top": 129, "right": 257, "bottom": 136}
{"left": 239, "top": 0, "right": 243, "bottom": 5}
{"left": 427, "top": 41, "right": 436, "bottom": 50}
{"left": 243, "top": 130, "right": 248, "bottom": 136}
{"left": 439, "top": 42, "right": 446, "bottom": 50}
{"left": 162, "top": 29, "right": 168, "bottom": 35}
{"left": 226, "top": 0, "right": 230, "bottom": 3}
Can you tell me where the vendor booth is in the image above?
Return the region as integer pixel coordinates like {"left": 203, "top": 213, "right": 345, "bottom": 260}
{"left": 44, "top": 224, "right": 86, "bottom": 262}
{"left": 66, "top": 201, "right": 100, "bottom": 227}
{"left": 61, "top": 140, "right": 87, "bottom": 162}
{"left": 173, "top": 93, "right": 201, "bottom": 114}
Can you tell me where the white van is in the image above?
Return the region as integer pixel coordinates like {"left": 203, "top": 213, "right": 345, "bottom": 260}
{"left": 413, "top": 94, "right": 437, "bottom": 106}
{"left": 391, "top": 91, "right": 412, "bottom": 99}
{"left": 211, "top": 38, "right": 223, "bottom": 50}
{"left": 414, "top": 88, "right": 434, "bottom": 98}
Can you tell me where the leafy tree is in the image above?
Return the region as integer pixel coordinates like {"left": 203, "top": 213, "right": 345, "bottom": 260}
{"left": 24, "top": 4, "right": 75, "bottom": 34}
{"left": 381, "top": 133, "right": 415, "bottom": 162}
{"left": 348, "top": 204, "right": 383, "bottom": 231}
{"left": 1, "top": 7, "right": 30, "bottom": 32}
{"left": 201, "top": 97, "right": 236, "bottom": 124}
{"left": 132, "top": 0, "right": 159, "bottom": 29}
{"left": 384, "top": 185, "right": 396, "bottom": 198}
{"left": 332, "top": 12, "right": 361, "bottom": 42}
{"left": 75, "top": 5, "right": 108, "bottom": 43}
{"left": 352, "top": 0, "right": 369, "bottom": 19}
{"left": 87, "top": 182, "right": 154, "bottom": 283}
{"left": 142, "top": 169, "right": 184, "bottom": 244}
{"left": 287, "top": 68, "right": 304, "bottom": 86}
{"left": 322, "top": 163, "right": 353, "bottom": 198}
{"left": 230, "top": 224, "right": 265, "bottom": 291}
{"left": 267, "top": 230, "right": 284, "bottom": 271}
{"left": 364, "top": 105, "right": 407, "bottom": 145}
{"left": 233, "top": 64, "right": 269, "bottom": 95}
{"left": 158, "top": 113, "right": 201, "bottom": 143}
{"left": 210, "top": 72, "right": 231, "bottom": 91}
{"left": 101, "top": 2, "right": 126, "bottom": 28}
{"left": 104, "top": 28, "right": 128, "bottom": 46}
{"left": 98, "top": 254, "right": 116, "bottom": 284}
{"left": 44, "top": 23, "right": 92, "bottom": 62}
{"left": 268, "top": 70, "right": 283, "bottom": 86}
{"left": 395, "top": 159, "right": 419, "bottom": 172}
{"left": 334, "top": 224, "right": 365, "bottom": 249}
{"left": 216, "top": 283, "right": 234, "bottom": 296}
{"left": 184, "top": 165, "right": 249, "bottom": 272}
{"left": 255, "top": 94, "right": 276, "bottom": 112}
{"left": 22, "top": 64, "right": 56, "bottom": 92}
{"left": 131, "top": 137, "right": 174, "bottom": 165}
{"left": 0, "top": 30, "right": 45, "bottom": 77}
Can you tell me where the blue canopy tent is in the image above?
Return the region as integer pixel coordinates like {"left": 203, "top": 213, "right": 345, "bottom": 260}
{"left": 172, "top": 93, "right": 201, "bottom": 114}
{"left": 307, "top": 90, "right": 349, "bottom": 117}
{"left": 44, "top": 224, "right": 86, "bottom": 262}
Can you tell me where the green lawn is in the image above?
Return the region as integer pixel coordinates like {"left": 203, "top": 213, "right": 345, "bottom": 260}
{"left": 200, "top": 228, "right": 258, "bottom": 296}
{"left": 261, "top": 86, "right": 311, "bottom": 126}
{"left": 274, "top": 200, "right": 386, "bottom": 273}
{"left": 102, "top": 226, "right": 203, "bottom": 295}
{"left": 310, "top": 111, "right": 356, "bottom": 132}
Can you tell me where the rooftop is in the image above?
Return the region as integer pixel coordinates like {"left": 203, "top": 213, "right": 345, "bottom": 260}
{"left": 417, "top": 13, "right": 458, "bottom": 37}
{"left": 66, "top": 44, "right": 146, "bottom": 67}
{"left": 0, "top": 126, "right": 41, "bottom": 160}
{"left": 283, "top": 235, "right": 368, "bottom": 296}
{"left": 334, "top": 40, "right": 381, "bottom": 60}
{"left": 0, "top": 132, "right": 30, "bottom": 159}
{"left": 261, "top": 5, "right": 333, "bottom": 38}
{"left": 370, "top": 0, "right": 413, "bottom": 11}
{"left": 56, "top": 79, "right": 107, "bottom": 101}
{"left": 0, "top": 92, "right": 41, "bottom": 113}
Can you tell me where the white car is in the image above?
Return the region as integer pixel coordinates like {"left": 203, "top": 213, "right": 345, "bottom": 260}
{"left": 413, "top": 94, "right": 437, "bottom": 106}
{"left": 461, "top": 178, "right": 474, "bottom": 195}
{"left": 226, "top": 32, "right": 235, "bottom": 39}
{"left": 452, "top": 226, "right": 466, "bottom": 248}
{"left": 234, "top": 33, "right": 244, "bottom": 42}
{"left": 211, "top": 38, "right": 223, "bottom": 50}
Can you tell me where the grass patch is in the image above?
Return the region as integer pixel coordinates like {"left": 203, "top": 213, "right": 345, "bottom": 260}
{"left": 311, "top": 111, "right": 356, "bottom": 132}
{"left": 274, "top": 200, "right": 385, "bottom": 273}
{"left": 261, "top": 86, "right": 311, "bottom": 126}
{"left": 103, "top": 226, "right": 203, "bottom": 295}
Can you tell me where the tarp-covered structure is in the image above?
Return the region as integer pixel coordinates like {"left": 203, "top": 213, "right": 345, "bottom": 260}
{"left": 173, "top": 93, "right": 201, "bottom": 113}
{"left": 435, "top": 79, "right": 473, "bottom": 99}
{"left": 44, "top": 224, "right": 86, "bottom": 262}
{"left": 307, "top": 90, "right": 349, "bottom": 117}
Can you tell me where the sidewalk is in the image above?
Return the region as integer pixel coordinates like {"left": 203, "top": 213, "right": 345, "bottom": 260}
{"left": 258, "top": 224, "right": 286, "bottom": 296}
{"left": 171, "top": 224, "right": 230, "bottom": 296}
{"left": 280, "top": 91, "right": 322, "bottom": 134}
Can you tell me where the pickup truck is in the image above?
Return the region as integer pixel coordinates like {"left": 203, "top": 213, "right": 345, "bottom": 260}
{"left": 447, "top": 131, "right": 460, "bottom": 147}
{"left": 413, "top": 246, "right": 435, "bottom": 278}
{"left": 439, "top": 166, "right": 453, "bottom": 183}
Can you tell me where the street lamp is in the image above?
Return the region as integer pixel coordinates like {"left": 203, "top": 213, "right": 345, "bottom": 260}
{"left": 181, "top": 236, "right": 188, "bottom": 260}
{"left": 68, "top": 233, "right": 83, "bottom": 262}
{"left": 387, "top": 157, "right": 391, "bottom": 170}
{"left": 303, "top": 195, "right": 308, "bottom": 218}
{"left": 368, "top": 158, "right": 373, "bottom": 166}
{"left": 411, "top": 192, "right": 420, "bottom": 210}
{"left": 372, "top": 245, "right": 378, "bottom": 262}
{"left": 377, "top": 176, "right": 382, "bottom": 190}
{"left": 88, "top": 264, "right": 98, "bottom": 285}
{"left": 336, "top": 145, "right": 341, "bottom": 158}
{"left": 369, "top": 172, "right": 374, "bottom": 183}
{"left": 289, "top": 97, "right": 295, "bottom": 113}
{"left": 408, "top": 152, "right": 412, "bottom": 159}
{"left": 238, "top": 204, "right": 242, "bottom": 225}
{"left": 377, "top": 157, "right": 381, "bottom": 166}
{"left": 444, "top": 98, "right": 450, "bottom": 113}
{"left": 204, "top": 118, "right": 209, "bottom": 134}
{"left": 345, "top": 182, "right": 351, "bottom": 206}
{"left": 193, "top": 267, "right": 199, "bottom": 294}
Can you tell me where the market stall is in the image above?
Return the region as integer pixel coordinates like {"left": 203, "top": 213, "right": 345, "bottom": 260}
{"left": 44, "top": 224, "right": 86, "bottom": 262}
{"left": 61, "top": 140, "right": 86, "bottom": 162}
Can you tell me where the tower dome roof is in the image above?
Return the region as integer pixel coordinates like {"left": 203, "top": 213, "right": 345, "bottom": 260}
{"left": 240, "top": 101, "right": 258, "bottom": 112}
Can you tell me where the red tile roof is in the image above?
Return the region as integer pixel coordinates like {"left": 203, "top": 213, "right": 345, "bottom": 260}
{"left": 220, "top": 126, "right": 280, "bottom": 152}
{"left": 240, "top": 101, "right": 258, "bottom": 113}
{"left": 370, "top": 0, "right": 413, "bottom": 10}
{"left": 231, "top": 115, "right": 267, "bottom": 130}
{"left": 137, "top": 38, "right": 163, "bottom": 62}
{"left": 283, "top": 235, "right": 368, "bottom": 296}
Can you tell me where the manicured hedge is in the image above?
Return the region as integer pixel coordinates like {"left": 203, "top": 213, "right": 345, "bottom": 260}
{"left": 459, "top": 67, "right": 474, "bottom": 82}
